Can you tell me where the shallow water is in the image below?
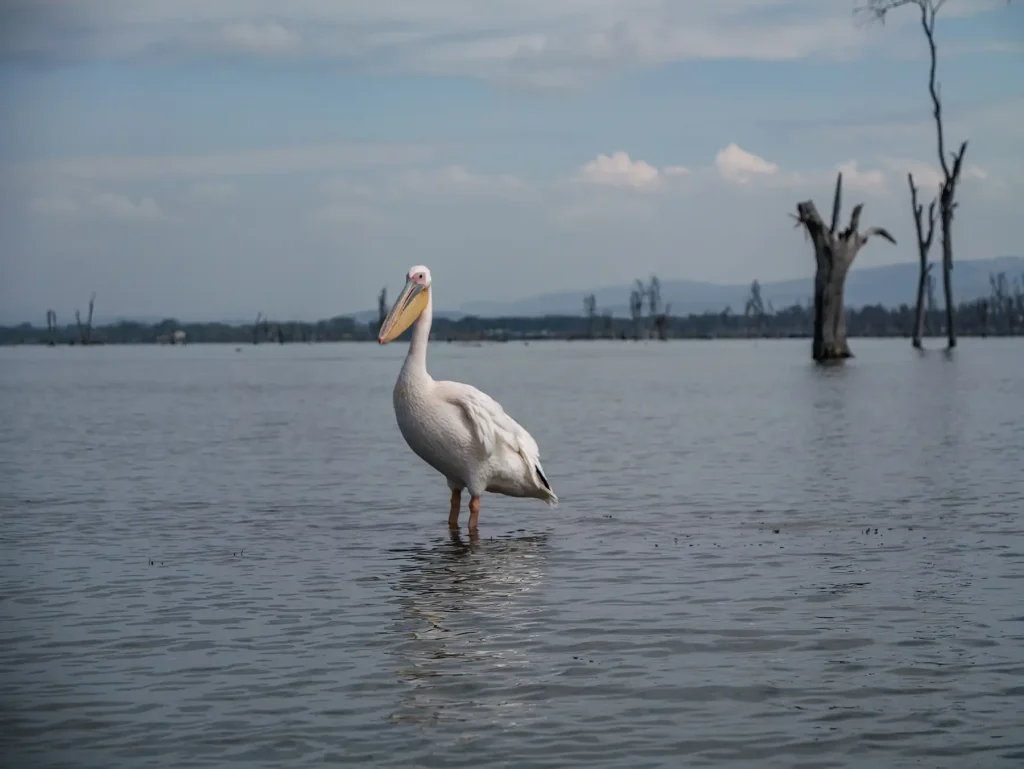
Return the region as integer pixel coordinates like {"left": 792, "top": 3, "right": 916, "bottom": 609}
{"left": 1, "top": 338, "right": 1023, "bottom": 768}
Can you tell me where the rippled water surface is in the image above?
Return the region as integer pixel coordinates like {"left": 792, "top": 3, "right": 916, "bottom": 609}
{"left": 2, "top": 339, "right": 1024, "bottom": 768}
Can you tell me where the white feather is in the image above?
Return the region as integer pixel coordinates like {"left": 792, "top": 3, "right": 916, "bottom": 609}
{"left": 435, "top": 380, "right": 557, "bottom": 505}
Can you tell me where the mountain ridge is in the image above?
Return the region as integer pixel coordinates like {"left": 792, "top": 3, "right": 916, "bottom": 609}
{"left": 456, "top": 255, "right": 1024, "bottom": 318}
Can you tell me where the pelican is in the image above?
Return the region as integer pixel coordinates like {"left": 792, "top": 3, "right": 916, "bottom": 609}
{"left": 377, "top": 265, "right": 557, "bottom": 530}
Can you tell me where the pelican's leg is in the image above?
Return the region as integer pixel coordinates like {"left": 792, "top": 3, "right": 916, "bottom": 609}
{"left": 468, "top": 495, "right": 481, "bottom": 531}
{"left": 448, "top": 488, "right": 461, "bottom": 529}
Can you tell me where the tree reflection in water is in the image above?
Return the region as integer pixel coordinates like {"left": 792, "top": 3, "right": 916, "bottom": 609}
{"left": 387, "top": 529, "right": 552, "bottom": 728}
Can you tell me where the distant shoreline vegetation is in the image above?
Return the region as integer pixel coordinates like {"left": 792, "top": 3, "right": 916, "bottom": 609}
{"left": 2, "top": 297, "right": 1022, "bottom": 346}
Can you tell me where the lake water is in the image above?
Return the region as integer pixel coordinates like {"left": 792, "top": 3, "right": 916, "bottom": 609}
{"left": 1, "top": 338, "right": 1023, "bottom": 768}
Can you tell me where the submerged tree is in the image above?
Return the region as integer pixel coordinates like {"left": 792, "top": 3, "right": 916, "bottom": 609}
{"left": 908, "top": 173, "right": 936, "bottom": 348}
{"left": 45, "top": 309, "right": 57, "bottom": 345}
{"left": 861, "top": 0, "right": 983, "bottom": 349}
{"left": 793, "top": 172, "right": 896, "bottom": 362}
{"left": 628, "top": 283, "right": 645, "bottom": 340}
{"left": 583, "top": 293, "right": 597, "bottom": 338}
{"left": 745, "top": 279, "right": 767, "bottom": 335}
{"left": 74, "top": 292, "right": 96, "bottom": 345}
{"left": 652, "top": 302, "right": 671, "bottom": 341}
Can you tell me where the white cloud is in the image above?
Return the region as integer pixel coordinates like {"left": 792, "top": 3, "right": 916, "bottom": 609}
{"left": 835, "top": 160, "right": 886, "bottom": 192}
{"left": 715, "top": 143, "right": 780, "bottom": 184}
{"left": 574, "top": 151, "right": 688, "bottom": 191}
{"left": 222, "top": 21, "right": 300, "bottom": 54}
{"left": 3, "top": 0, "right": 1007, "bottom": 85}
{"left": 29, "top": 191, "right": 166, "bottom": 221}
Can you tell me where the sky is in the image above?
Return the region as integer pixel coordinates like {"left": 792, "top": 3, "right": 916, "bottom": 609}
{"left": 0, "top": 0, "right": 1021, "bottom": 323}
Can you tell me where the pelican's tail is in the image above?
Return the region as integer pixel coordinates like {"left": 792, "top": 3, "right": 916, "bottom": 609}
{"left": 533, "top": 462, "right": 559, "bottom": 507}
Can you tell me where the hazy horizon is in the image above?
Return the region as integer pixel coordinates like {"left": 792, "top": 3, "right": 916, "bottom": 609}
{"left": 1, "top": 1, "right": 1021, "bottom": 324}
{"left": 3, "top": 253, "right": 1020, "bottom": 327}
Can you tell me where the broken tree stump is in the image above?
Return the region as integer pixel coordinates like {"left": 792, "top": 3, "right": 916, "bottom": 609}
{"left": 793, "top": 172, "right": 896, "bottom": 363}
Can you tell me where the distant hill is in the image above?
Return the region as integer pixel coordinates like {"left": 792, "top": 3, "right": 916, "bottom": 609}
{"left": 458, "top": 255, "right": 1024, "bottom": 318}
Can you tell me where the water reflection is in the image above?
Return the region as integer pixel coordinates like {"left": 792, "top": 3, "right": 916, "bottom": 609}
{"left": 387, "top": 530, "right": 551, "bottom": 727}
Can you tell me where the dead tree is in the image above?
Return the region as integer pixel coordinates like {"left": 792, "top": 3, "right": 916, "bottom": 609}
{"left": 908, "top": 173, "right": 936, "bottom": 348}
{"left": 45, "top": 309, "right": 57, "bottom": 345}
{"left": 745, "top": 279, "right": 766, "bottom": 336}
{"left": 862, "top": 0, "right": 977, "bottom": 349}
{"left": 646, "top": 277, "right": 665, "bottom": 340}
{"left": 647, "top": 276, "right": 661, "bottom": 316}
{"left": 925, "top": 272, "right": 936, "bottom": 334}
{"left": 252, "top": 312, "right": 263, "bottom": 344}
{"left": 583, "top": 294, "right": 597, "bottom": 338}
{"left": 793, "top": 172, "right": 896, "bottom": 362}
{"left": 74, "top": 292, "right": 95, "bottom": 345}
{"left": 652, "top": 302, "right": 671, "bottom": 341}
{"left": 629, "top": 284, "right": 645, "bottom": 340}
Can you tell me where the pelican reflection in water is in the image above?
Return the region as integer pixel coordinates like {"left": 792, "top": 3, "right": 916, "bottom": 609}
{"left": 377, "top": 265, "right": 558, "bottom": 532}
{"left": 388, "top": 529, "right": 551, "bottom": 726}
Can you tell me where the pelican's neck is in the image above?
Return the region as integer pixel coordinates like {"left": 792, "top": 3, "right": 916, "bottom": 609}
{"left": 401, "top": 289, "right": 433, "bottom": 380}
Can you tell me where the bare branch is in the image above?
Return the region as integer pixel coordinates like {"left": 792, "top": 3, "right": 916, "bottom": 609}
{"left": 863, "top": 226, "right": 897, "bottom": 245}
{"left": 948, "top": 139, "right": 968, "bottom": 188}
{"left": 857, "top": 0, "right": 927, "bottom": 25}
{"left": 847, "top": 203, "right": 864, "bottom": 236}
{"left": 830, "top": 172, "right": 843, "bottom": 234}
{"left": 908, "top": 172, "right": 937, "bottom": 252}
{"left": 925, "top": 200, "right": 936, "bottom": 251}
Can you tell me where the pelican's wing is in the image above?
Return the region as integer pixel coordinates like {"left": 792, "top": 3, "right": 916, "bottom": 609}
{"left": 435, "top": 380, "right": 539, "bottom": 459}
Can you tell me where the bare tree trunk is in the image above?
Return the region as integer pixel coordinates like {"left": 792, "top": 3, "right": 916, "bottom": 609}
{"left": 85, "top": 293, "right": 95, "bottom": 344}
{"left": 940, "top": 204, "right": 957, "bottom": 347}
{"left": 913, "top": 266, "right": 931, "bottom": 346}
{"left": 908, "top": 173, "right": 936, "bottom": 349}
{"left": 917, "top": 0, "right": 965, "bottom": 348}
{"left": 863, "top": 1, "right": 974, "bottom": 349}
{"left": 794, "top": 172, "right": 896, "bottom": 362}
{"left": 74, "top": 293, "right": 96, "bottom": 345}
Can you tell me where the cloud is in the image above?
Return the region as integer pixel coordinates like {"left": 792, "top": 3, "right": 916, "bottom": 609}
{"left": 6, "top": 140, "right": 1020, "bottom": 325}
{"left": 715, "top": 143, "right": 780, "bottom": 184}
{"left": 835, "top": 160, "right": 886, "bottom": 192}
{"left": 29, "top": 191, "right": 165, "bottom": 221}
{"left": 3, "top": 0, "right": 1006, "bottom": 86}
{"left": 17, "top": 143, "right": 431, "bottom": 181}
{"left": 574, "top": 151, "right": 688, "bottom": 191}
{"left": 222, "top": 21, "right": 300, "bottom": 54}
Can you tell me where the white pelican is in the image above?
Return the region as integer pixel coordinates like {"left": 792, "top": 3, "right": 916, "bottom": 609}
{"left": 377, "top": 265, "right": 558, "bottom": 530}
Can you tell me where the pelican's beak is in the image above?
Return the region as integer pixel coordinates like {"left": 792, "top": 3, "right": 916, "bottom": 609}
{"left": 378, "top": 279, "right": 429, "bottom": 344}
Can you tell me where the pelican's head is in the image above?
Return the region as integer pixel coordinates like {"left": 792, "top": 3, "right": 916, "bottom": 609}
{"left": 378, "top": 265, "right": 432, "bottom": 344}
